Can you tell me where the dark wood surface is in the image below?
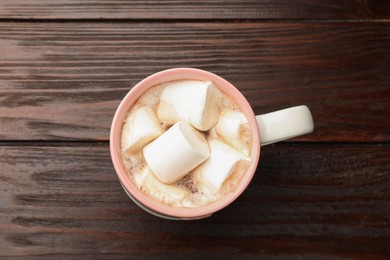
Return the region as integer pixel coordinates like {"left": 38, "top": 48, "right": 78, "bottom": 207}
{"left": 0, "top": 0, "right": 389, "bottom": 20}
{"left": 1, "top": 23, "right": 389, "bottom": 142}
{"left": 0, "top": 1, "right": 389, "bottom": 259}
{"left": 1, "top": 143, "right": 389, "bottom": 258}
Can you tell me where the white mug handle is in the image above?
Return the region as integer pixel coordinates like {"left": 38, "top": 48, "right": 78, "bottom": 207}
{"left": 256, "top": 105, "right": 314, "bottom": 146}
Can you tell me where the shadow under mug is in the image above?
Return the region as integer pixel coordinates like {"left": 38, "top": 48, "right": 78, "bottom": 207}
{"left": 110, "top": 68, "right": 314, "bottom": 220}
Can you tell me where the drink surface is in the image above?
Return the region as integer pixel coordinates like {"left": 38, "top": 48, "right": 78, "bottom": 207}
{"left": 121, "top": 80, "right": 252, "bottom": 208}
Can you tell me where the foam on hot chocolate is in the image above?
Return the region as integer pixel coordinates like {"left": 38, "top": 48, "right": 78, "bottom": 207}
{"left": 121, "top": 80, "right": 252, "bottom": 208}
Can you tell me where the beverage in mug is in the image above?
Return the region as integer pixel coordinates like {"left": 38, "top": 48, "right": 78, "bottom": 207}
{"left": 120, "top": 80, "right": 253, "bottom": 208}
{"left": 110, "top": 68, "right": 314, "bottom": 220}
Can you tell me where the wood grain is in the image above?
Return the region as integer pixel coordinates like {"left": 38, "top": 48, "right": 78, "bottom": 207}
{"left": 0, "top": 22, "right": 389, "bottom": 142}
{"left": 0, "top": 143, "right": 389, "bottom": 258}
{"left": 0, "top": 0, "right": 389, "bottom": 20}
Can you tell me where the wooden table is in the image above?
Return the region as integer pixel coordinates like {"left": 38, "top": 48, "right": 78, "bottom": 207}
{"left": 1, "top": 1, "right": 389, "bottom": 259}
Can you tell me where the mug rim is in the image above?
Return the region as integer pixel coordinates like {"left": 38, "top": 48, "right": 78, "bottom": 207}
{"left": 110, "top": 68, "right": 261, "bottom": 219}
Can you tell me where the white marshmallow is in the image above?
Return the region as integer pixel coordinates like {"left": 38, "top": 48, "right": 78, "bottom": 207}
{"left": 193, "top": 139, "right": 247, "bottom": 193}
{"left": 143, "top": 121, "right": 210, "bottom": 184}
{"left": 215, "top": 110, "right": 250, "bottom": 156}
{"left": 121, "top": 106, "right": 162, "bottom": 153}
{"left": 157, "top": 80, "right": 219, "bottom": 131}
{"left": 134, "top": 167, "right": 190, "bottom": 207}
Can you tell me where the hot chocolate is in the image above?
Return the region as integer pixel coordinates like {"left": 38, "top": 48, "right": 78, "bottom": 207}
{"left": 120, "top": 80, "right": 252, "bottom": 208}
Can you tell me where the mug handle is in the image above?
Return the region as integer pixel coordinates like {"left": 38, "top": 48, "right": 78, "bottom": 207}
{"left": 256, "top": 105, "right": 314, "bottom": 146}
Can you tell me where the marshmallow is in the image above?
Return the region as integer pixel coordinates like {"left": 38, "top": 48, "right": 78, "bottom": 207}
{"left": 157, "top": 80, "right": 219, "bottom": 131}
{"left": 121, "top": 106, "right": 162, "bottom": 153}
{"left": 135, "top": 167, "right": 190, "bottom": 207}
{"left": 215, "top": 110, "right": 251, "bottom": 156}
{"left": 143, "top": 121, "right": 210, "bottom": 184}
{"left": 193, "top": 139, "right": 247, "bottom": 193}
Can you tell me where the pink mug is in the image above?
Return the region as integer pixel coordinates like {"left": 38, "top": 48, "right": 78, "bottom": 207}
{"left": 110, "top": 68, "right": 314, "bottom": 220}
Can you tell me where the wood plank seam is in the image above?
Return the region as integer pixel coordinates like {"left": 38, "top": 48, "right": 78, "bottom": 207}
{"left": 0, "top": 18, "right": 389, "bottom": 23}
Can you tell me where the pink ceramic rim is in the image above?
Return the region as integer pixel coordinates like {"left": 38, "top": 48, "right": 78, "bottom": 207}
{"left": 110, "top": 68, "right": 261, "bottom": 219}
